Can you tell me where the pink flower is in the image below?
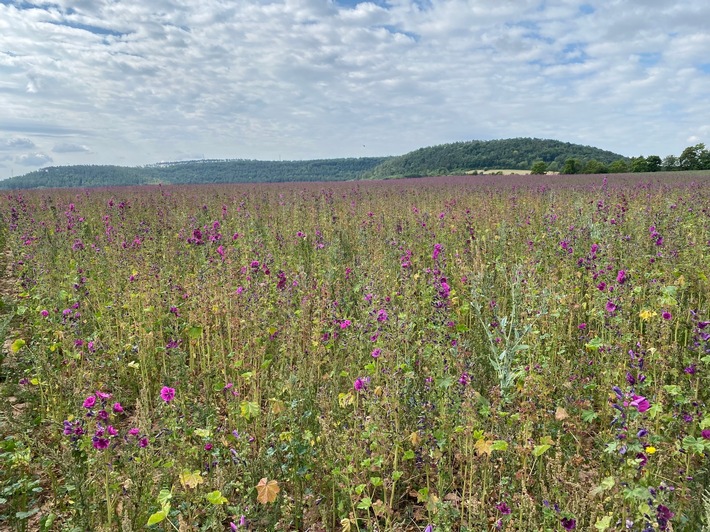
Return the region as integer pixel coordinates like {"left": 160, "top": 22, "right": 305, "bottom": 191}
{"left": 128, "top": 427, "right": 140, "bottom": 436}
{"left": 630, "top": 395, "right": 650, "bottom": 413}
{"left": 160, "top": 386, "right": 176, "bottom": 403}
{"left": 83, "top": 395, "right": 96, "bottom": 408}
{"left": 96, "top": 391, "right": 112, "bottom": 400}
{"left": 113, "top": 402, "right": 124, "bottom": 413}
{"left": 40, "top": 309, "right": 49, "bottom": 317}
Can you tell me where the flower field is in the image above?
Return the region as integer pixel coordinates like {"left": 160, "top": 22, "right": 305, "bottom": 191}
{"left": 0, "top": 173, "right": 709, "bottom": 531}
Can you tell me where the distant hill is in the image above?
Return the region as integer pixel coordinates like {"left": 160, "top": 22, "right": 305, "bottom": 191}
{"left": 0, "top": 138, "right": 628, "bottom": 189}
{"left": 363, "top": 138, "right": 627, "bottom": 179}
{"left": 0, "top": 157, "right": 391, "bottom": 190}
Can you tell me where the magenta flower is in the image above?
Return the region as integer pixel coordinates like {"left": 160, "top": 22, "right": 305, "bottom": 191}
{"left": 107, "top": 425, "right": 118, "bottom": 436}
{"left": 630, "top": 395, "right": 650, "bottom": 413}
{"left": 605, "top": 301, "right": 617, "bottom": 313}
{"left": 616, "top": 270, "right": 627, "bottom": 284}
{"left": 371, "top": 348, "right": 381, "bottom": 358}
{"left": 139, "top": 437, "right": 149, "bottom": 448}
{"left": 83, "top": 395, "right": 96, "bottom": 409}
{"left": 353, "top": 378, "right": 364, "bottom": 391}
{"left": 96, "top": 390, "right": 112, "bottom": 400}
{"left": 40, "top": 309, "right": 49, "bottom": 317}
{"left": 701, "top": 429, "right": 710, "bottom": 440}
{"left": 561, "top": 517, "right": 576, "bottom": 530}
{"left": 128, "top": 427, "right": 140, "bottom": 436}
{"left": 662, "top": 311, "right": 672, "bottom": 320}
{"left": 160, "top": 386, "right": 176, "bottom": 403}
{"left": 204, "top": 443, "right": 213, "bottom": 451}
{"left": 92, "top": 437, "right": 110, "bottom": 450}
{"left": 495, "top": 502, "right": 511, "bottom": 515}
{"left": 113, "top": 402, "right": 124, "bottom": 413}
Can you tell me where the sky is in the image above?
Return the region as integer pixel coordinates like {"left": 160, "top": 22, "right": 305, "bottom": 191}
{"left": 1, "top": 0, "right": 709, "bottom": 179}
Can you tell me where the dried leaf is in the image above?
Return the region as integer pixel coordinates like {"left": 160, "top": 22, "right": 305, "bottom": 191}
{"left": 474, "top": 438, "right": 493, "bottom": 457}
{"left": 555, "top": 407, "right": 569, "bottom": 421}
{"left": 256, "top": 477, "right": 280, "bottom": 504}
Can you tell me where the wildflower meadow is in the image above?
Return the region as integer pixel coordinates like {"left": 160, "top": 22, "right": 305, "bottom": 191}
{"left": 0, "top": 173, "right": 709, "bottom": 531}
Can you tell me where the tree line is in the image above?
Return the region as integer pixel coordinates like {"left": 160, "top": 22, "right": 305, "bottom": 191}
{"left": 533, "top": 143, "right": 710, "bottom": 174}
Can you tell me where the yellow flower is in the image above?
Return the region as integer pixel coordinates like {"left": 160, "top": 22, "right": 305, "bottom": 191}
{"left": 645, "top": 446, "right": 656, "bottom": 454}
{"left": 639, "top": 310, "right": 657, "bottom": 321}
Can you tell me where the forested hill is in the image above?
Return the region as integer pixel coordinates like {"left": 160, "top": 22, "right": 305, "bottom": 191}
{"left": 364, "top": 138, "right": 626, "bottom": 179}
{"left": 0, "top": 157, "right": 391, "bottom": 189}
{"left": 0, "top": 138, "right": 629, "bottom": 189}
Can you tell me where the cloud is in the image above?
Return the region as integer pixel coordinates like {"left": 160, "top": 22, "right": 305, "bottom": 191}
{"left": 1, "top": 0, "right": 710, "bottom": 179}
{"left": 0, "top": 137, "right": 36, "bottom": 150}
{"left": 15, "top": 153, "right": 53, "bottom": 166}
{"left": 53, "top": 142, "right": 90, "bottom": 153}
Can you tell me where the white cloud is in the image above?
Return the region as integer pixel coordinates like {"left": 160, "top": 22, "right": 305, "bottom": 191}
{"left": 53, "top": 142, "right": 91, "bottom": 153}
{"left": 16, "top": 152, "right": 53, "bottom": 166}
{"left": 1, "top": 0, "right": 709, "bottom": 178}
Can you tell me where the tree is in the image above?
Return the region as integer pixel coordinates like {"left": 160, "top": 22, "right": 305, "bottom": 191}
{"left": 678, "top": 143, "right": 706, "bottom": 170}
{"left": 608, "top": 159, "right": 629, "bottom": 173}
{"left": 645, "top": 155, "right": 662, "bottom": 172}
{"left": 561, "top": 158, "right": 580, "bottom": 174}
{"left": 583, "top": 159, "right": 608, "bottom": 174}
{"left": 530, "top": 161, "right": 548, "bottom": 174}
{"left": 662, "top": 155, "right": 679, "bottom": 171}
{"left": 630, "top": 156, "right": 649, "bottom": 173}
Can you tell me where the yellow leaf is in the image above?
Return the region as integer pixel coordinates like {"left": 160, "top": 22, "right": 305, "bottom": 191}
{"left": 256, "top": 477, "right": 280, "bottom": 504}
{"left": 270, "top": 398, "right": 286, "bottom": 415}
{"left": 474, "top": 438, "right": 493, "bottom": 457}
{"left": 179, "top": 470, "right": 204, "bottom": 489}
{"left": 340, "top": 518, "right": 352, "bottom": 532}
{"left": 555, "top": 407, "right": 569, "bottom": 421}
{"left": 409, "top": 431, "right": 420, "bottom": 446}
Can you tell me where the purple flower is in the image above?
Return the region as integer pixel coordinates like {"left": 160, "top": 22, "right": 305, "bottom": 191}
{"left": 128, "top": 427, "right": 140, "bottom": 436}
{"left": 83, "top": 395, "right": 96, "bottom": 409}
{"left": 495, "top": 502, "right": 511, "bottom": 515}
{"left": 107, "top": 425, "right": 118, "bottom": 436}
{"left": 113, "top": 402, "right": 124, "bottom": 413}
{"left": 371, "top": 348, "right": 381, "bottom": 358}
{"left": 96, "top": 391, "right": 112, "bottom": 400}
{"left": 92, "top": 437, "right": 110, "bottom": 450}
{"left": 97, "top": 409, "right": 109, "bottom": 421}
{"left": 139, "top": 437, "right": 149, "bottom": 448}
{"left": 376, "top": 309, "right": 388, "bottom": 322}
{"left": 40, "top": 309, "right": 49, "bottom": 317}
{"left": 160, "top": 386, "right": 176, "bottom": 403}
{"left": 701, "top": 429, "right": 710, "bottom": 440}
{"left": 561, "top": 517, "right": 576, "bottom": 530}
{"left": 353, "top": 378, "right": 364, "bottom": 391}
{"left": 684, "top": 365, "right": 697, "bottom": 375}
{"left": 204, "top": 443, "right": 213, "bottom": 451}
{"left": 662, "top": 311, "right": 672, "bottom": 320}
{"left": 605, "top": 301, "right": 617, "bottom": 313}
{"left": 425, "top": 526, "right": 433, "bottom": 532}
{"left": 630, "top": 395, "right": 650, "bottom": 413}
{"left": 597, "top": 282, "right": 606, "bottom": 291}
{"left": 432, "top": 243, "right": 442, "bottom": 261}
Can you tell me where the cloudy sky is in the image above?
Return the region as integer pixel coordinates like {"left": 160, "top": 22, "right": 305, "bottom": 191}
{"left": 1, "top": 0, "right": 709, "bottom": 179}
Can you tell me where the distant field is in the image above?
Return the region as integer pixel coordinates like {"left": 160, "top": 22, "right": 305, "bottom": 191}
{"left": 0, "top": 173, "right": 709, "bottom": 530}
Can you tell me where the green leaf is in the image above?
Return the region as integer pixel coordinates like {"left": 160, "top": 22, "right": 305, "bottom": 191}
{"left": 491, "top": 440, "right": 508, "bottom": 452}
{"left": 581, "top": 409, "right": 598, "bottom": 423}
{"left": 591, "top": 476, "right": 615, "bottom": 497}
{"left": 187, "top": 325, "right": 203, "bottom": 339}
{"left": 403, "top": 450, "right": 415, "bottom": 460}
{"left": 146, "top": 510, "right": 168, "bottom": 526}
{"left": 357, "top": 497, "right": 372, "bottom": 510}
{"left": 157, "top": 488, "right": 172, "bottom": 506}
{"left": 240, "top": 400, "right": 260, "bottom": 420}
{"left": 370, "top": 476, "right": 383, "bottom": 487}
{"left": 594, "top": 515, "right": 612, "bottom": 531}
{"left": 10, "top": 339, "right": 26, "bottom": 353}
{"left": 205, "top": 490, "right": 229, "bottom": 505}
{"left": 682, "top": 436, "right": 708, "bottom": 454}
{"left": 532, "top": 444, "right": 551, "bottom": 457}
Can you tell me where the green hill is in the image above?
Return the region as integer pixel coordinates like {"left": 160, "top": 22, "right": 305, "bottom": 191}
{"left": 363, "top": 138, "right": 627, "bottom": 179}
{"left": 0, "top": 138, "right": 629, "bottom": 189}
